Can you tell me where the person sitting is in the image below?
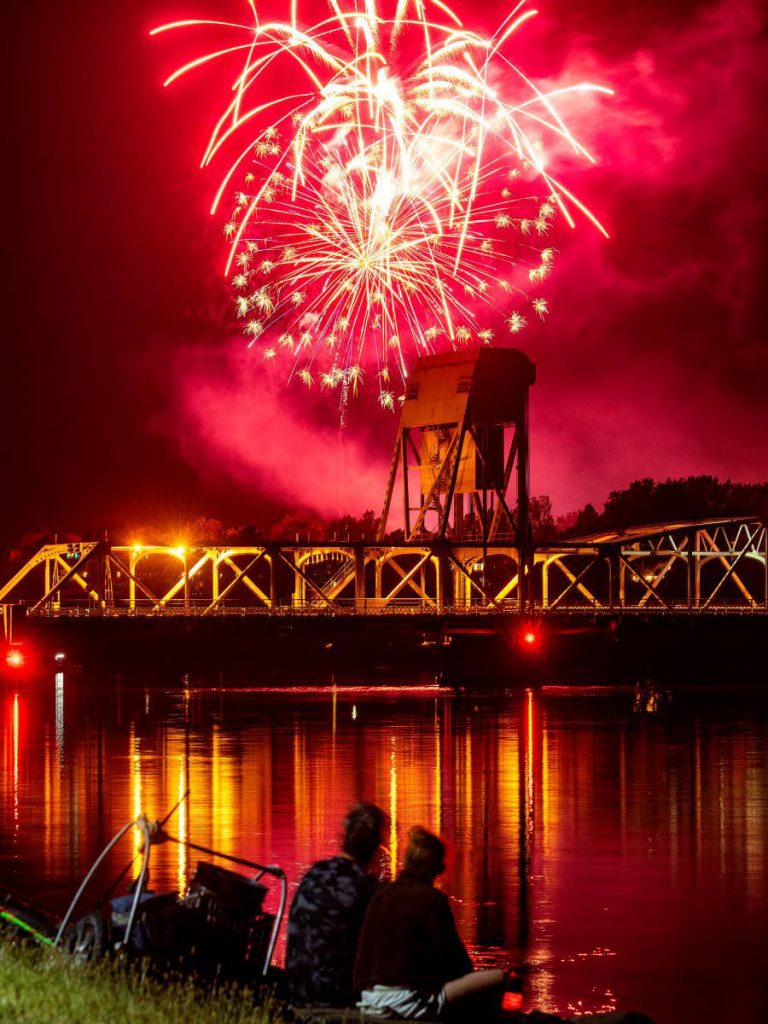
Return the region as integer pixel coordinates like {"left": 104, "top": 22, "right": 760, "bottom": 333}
{"left": 285, "top": 803, "right": 386, "bottom": 1007}
{"left": 354, "top": 826, "right": 508, "bottom": 1020}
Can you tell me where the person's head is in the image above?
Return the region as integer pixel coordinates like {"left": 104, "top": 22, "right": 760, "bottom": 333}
{"left": 342, "top": 804, "right": 386, "bottom": 867}
{"left": 403, "top": 827, "right": 446, "bottom": 882}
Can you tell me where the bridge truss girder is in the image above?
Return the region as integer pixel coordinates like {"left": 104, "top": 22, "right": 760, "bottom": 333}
{"left": 538, "top": 518, "right": 767, "bottom": 612}
{"left": 0, "top": 518, "right": 765, "bottom": 617}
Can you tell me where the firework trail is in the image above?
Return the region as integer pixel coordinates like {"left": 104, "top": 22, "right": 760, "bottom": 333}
{"left": 152, "top": 0, "right": 611, "bottom": 412}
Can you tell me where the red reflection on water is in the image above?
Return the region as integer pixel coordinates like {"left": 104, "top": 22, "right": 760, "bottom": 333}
{"left": 0, "top": 681, "right": 766, "bottom": 1024}
{"left": 12, "top": 693, "right": 20, "bottom": 832}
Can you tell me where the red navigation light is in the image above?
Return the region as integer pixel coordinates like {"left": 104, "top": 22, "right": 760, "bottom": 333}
{"left": 518, "top": 626, "right": 542, "bottom": 651}
{"left": 5, "top": 648, "right": 25, "bottom": 669}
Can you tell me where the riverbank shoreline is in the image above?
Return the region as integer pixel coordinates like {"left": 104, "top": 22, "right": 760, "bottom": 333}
{"left": 0, "top": 938, "right": 657, "bottom": 1024}
{"left": 0, "top": 938, "right": 285, "bottom": 1024}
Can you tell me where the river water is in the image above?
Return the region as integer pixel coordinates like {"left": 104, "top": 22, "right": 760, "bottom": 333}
{"left": 1, "top": 670, "right": 766, "bottom": 1023}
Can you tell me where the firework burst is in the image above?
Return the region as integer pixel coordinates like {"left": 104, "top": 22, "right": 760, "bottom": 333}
{"left": 152, "top": 0, "right": 611, "bottom": 411}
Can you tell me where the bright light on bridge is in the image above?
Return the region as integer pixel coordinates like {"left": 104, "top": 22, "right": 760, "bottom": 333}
{"left": 5, "top": 648, "right": 25, "bottom": 669}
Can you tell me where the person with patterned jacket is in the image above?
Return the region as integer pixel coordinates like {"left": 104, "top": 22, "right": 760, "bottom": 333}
{"left": 285, "top": 804, "right": 387, "bottom": 1007}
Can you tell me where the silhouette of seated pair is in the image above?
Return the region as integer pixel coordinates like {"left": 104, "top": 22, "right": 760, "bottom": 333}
{"left": 284, "top": 805, "right": 654, "bottom": 1023}
{"left": 284, "top": 805, "right": 517, "bottom": 1020}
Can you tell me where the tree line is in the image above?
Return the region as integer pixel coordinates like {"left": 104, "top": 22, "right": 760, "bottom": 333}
{"left": 4, "top": 476, "right": 766, "bottom": 558}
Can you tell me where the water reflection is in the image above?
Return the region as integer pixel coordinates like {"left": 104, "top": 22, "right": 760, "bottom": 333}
{"left": 0, "top": 678, "right": 766, "bottom": 1024}
{"left": 12, "top": 693, "right": 20, "bottom": 834}
{"left": 54, "top": 672, "right": 64, "bottom": 765}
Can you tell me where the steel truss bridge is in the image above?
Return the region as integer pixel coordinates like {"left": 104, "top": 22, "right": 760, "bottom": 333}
{"left": 1, "top": 517, "right": 766, "bottom": 624}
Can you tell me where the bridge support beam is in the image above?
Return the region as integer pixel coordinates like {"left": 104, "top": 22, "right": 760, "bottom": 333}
{"left": 355, "top": 547, "right": 366, "bottom": 611}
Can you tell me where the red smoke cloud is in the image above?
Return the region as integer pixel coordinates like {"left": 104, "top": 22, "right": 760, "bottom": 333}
{"left": 522, "top": 0, "right": 768, "bottom": 508}
{"left": 177, "top": 347, "right": 388, "bottom": 515}
{"left": 172, "top": 0, "right": 767, "bottom": 517}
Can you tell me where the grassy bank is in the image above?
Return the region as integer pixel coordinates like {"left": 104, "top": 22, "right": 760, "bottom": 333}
{"left": 0, "top": 938, "right": 287, "bottom": 1024}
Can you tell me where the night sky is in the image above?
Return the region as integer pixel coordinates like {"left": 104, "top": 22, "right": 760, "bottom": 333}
{"left": 4, "top": 0, "right": 767, "bottom": 546}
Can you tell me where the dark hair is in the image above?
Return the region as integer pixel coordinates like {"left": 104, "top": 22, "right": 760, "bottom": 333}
{"left": 342, "top": 804, "right": 386, "bottom": 865}
{"left": 403, "top": 827, "right": 446, "bottom": 880}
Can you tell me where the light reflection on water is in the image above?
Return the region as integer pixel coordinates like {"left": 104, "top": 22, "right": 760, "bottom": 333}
{"left": 1, "top": 677, "right": 766, "bottom": 1024}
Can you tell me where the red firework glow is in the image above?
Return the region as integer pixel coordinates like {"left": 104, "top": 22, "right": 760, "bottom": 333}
{"left": 152, "top": 0, "right": 610, "bottom": 413}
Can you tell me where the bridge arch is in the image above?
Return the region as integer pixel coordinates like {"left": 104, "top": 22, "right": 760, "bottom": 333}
{"left": 293, "top": 547, "right": 357, "bottom": 607}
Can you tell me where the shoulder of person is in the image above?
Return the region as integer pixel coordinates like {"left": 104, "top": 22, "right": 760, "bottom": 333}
{"left": 299, "top": 856, "right": 345, "bottom": 885}
{"left": 427, "top": 885, "right": 454, "bottom": 912}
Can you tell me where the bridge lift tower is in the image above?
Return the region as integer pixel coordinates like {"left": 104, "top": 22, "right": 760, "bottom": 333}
{"left": 377, "top": 348, "right": 536, "bottom": 606}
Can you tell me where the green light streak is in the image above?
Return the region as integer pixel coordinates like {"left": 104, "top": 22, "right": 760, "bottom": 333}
{"left": 0, "top": 908, "right": 55, "bottom": 947}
